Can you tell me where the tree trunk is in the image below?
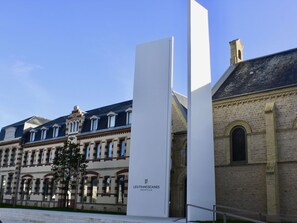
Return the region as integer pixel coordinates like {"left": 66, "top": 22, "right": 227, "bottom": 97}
{"left": 63, "top": 180, "right": 69, "bottom": 208}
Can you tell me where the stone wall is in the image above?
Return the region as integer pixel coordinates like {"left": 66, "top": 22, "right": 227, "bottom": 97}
{"left": 213, "top": 86, "right": 297, "bottom": 217}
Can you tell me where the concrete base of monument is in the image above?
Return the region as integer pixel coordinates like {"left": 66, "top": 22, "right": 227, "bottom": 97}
{"left": 0, "top": 208, "right": 186, "bottom": 223}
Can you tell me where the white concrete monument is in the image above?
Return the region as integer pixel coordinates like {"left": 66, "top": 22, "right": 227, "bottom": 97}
{"left": 187, "top": 0, "right": 216, "bottom": 221}
{"left": 127, "top": 37, "right": 174, "bottom": 217}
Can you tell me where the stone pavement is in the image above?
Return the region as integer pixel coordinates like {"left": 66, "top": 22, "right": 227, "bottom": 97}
{"left": 0, "top": 208, "right": 186, "bottom": 223}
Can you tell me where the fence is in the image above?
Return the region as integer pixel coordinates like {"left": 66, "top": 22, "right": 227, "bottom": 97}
{"left": 186, "top": 204, "right": 297, "bottom": 223}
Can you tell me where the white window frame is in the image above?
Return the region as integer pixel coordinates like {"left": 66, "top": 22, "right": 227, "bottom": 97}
{"left": 90, "top": 116, "right": 99, "bottom": 131}
{"left": 120, "top": 139, "right": 126, "bottom": 157}
{"left": 85, "top": 144, "right": 90, "bottom": 160}
{"left": 52, "top": 124, "right": 60, "bottom": 138}
{"left": 125, "top": 107, "right": 132, "bottom": 125}
{"left": 41, "top": 128, "right": 48, "bottom": 140}
{"left": 69, "top": 120, "right": 79, "bottom": 134}
{"left": 107, "top": 112, "right": 117, "bottom": 128}
{"left": 96, "top": 143, "right": 101, "bottom": 159}
{"left": 30, "top": 130, "right": 36, "bottom": 142}
{"left": 107, "top": 141, "right": 113, "bottom": 158}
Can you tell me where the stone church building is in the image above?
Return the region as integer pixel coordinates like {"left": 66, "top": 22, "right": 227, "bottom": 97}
{"left": 212, "top": 39, "right": 297, "bottom": 218}
{"left": 170, "top": 40, "right": 297, "bottom": 218}
{"left": 0, "top": 39, "right": 297, "bottom": 219}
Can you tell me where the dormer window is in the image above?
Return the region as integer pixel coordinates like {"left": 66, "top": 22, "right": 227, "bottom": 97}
{"left": 52, "top": 124, "right": 60, "bottom": 138}
{"left": 30, "top": 130, "right": 36, "bottom": 142}
{"left": 90, "top": 116, "right": 99, "bottom": 131}
{"left": 41, "top": 127, "right": 48, "bottom": 140}
{"left": 68, "top": 120, "right": 79, "bottom": 134}
{"left": 107, "top": 112, "right": 117, "bottom": 128}
{"left": 4, "top": 127, "right": 16, "bottom": 141}
{"left": 125, "top": 107, "right": 132, "bottom": 125}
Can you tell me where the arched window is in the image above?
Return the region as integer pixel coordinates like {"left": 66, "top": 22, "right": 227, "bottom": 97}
{"left": 231, "top": 126, "right": 247, "bottom": 162}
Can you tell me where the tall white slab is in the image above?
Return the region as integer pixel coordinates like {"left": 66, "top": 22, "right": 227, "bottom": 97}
{"left": 187, "top": 0, "right": 216, "bottom": 221}
{"left": 127, "top": 37, "right": 173, "bottom": 217}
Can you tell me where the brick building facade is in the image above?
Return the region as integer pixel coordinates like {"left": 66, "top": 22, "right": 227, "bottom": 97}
{"left": 0, "top": 93, "right": 187, "bottom": 214}
{"left": 0, "top": 40, "right": 296, "bottom": 218}
{"left": 212, "top": 40, "right": 297, "bottom": 217}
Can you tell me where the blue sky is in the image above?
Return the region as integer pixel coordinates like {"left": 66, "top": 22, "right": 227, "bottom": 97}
{"left": 0, "top": 0, "right": 297, "bottom": 128}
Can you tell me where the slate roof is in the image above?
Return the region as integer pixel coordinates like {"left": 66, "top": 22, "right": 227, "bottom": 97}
{"left": 23, "top": 116, "right": 67, "bottom": 142}
{"left": 172, "top": 91, "right": 187, "bottom": 119}
{"left": 213, "top": 48, "right": 297, "bottom": 100}
{"left": 0, "top": 116, "right": 50, "bottom": 141}
{"left": 25, "top": 100, "right": 133, "bottom": 143}
{"left": 81, "top": 100, "right": 132, "bottom": 133}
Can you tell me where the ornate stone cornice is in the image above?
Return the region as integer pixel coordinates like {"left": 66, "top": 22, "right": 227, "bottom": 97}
{"left": 24, "top": 137, "right": 66, "bottom": 148}
{"left": 77, "top": 127, "right": 130, "bottom": 140}
{"left": 0, "top": 139, "right": 21, "bottom": 147}
{"left": 213, "top": 86, "right": 297, "bottom": 108}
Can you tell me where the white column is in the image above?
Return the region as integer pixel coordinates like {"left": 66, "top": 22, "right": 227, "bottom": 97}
{"left": 187, "top": 0, "right": 216, "bottom": 221}
{"left": 127, "top": 37, "right": 173, "bottom": 217}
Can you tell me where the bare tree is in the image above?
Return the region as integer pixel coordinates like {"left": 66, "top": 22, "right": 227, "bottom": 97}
{"left": 51, "top": 139, "right": 87, "bottom": 208}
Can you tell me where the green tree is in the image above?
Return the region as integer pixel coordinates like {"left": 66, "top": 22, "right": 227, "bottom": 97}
{"left": 51, "top": 139, "right": 87, "bottom": 208}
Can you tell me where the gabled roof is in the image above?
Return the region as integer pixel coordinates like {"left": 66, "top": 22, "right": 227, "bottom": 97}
{"left": 1, "top": 117, "right": 29, "bottom": 128}
{"left": 172, "top": 91, "right": 187, "bottom": 119}
{"left": 213, "top": 48, "right": 297, "bottom": 100}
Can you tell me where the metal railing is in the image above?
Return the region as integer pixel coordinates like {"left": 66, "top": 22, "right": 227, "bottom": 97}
{"left": 186, "top": 204, "right": 266, "bottom": 223}
{"left": 216, "top": 205, "right": 297, "bottom": 223}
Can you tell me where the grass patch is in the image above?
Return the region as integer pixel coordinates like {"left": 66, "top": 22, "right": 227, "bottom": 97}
{"left": 194, "top": 221, "right": 249, "bottom": 223}
{"left": 0, "top": 203, "right": 125, "bottom": 215}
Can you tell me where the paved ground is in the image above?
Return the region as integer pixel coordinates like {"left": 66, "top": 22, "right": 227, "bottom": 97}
{"left": 0, "top": 208, "right": 186, "bottom": 223}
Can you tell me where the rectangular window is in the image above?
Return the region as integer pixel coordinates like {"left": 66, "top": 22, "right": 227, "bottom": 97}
{"left": 20, "top": 179, "right": 25, "bottom": 200}
{"left": 23, "top": 151, "right": 28, "bottom": 166}
{"left": 54, "top": 147, "right": 61, "bottom": 162}
{"left": 0, "top": 150, "right": 2, "bottom": 166}
{"left": 3, "top": 149, "right": 9, "bottom": 166}
{"left": 0, "top": 175, "right": 6, "bottom": 195}
{"left": 50, "top": 180, "right": 56, "bottom": 201}
{"left": 108, "top": 116, "right": 115, "bottom": 128}
{"left": 119, "top": 140, "right": 126, "bottom": 157}
{"left": 75, "top": 121, "right": 79, "bottom": 132}
{"left": 10, "top": 148, "right": 16, "bottom": 166}
{"left": 30, "top": 131, "right": 35, "bottom": 142}
{"left": 69, "top": 122, "right": 73, "bottom": 133}
{"left": 83, "top": 178, "right": 87, "bottom": 202}
{"left": 117, "top": 176, "right": 125, "bottom": 203}
{"left": 95, "top": 143, "right": 101, "bottom": 159}
{"left": 90, "top": 119, "right": 98, "bottom": 131}
{"left": 126, "top": 112, "right": 132, "bottom": 125}
{"left": 104, "top": 176, "right": 111, "bottom": 193}
{"left": 43, "top": 179, "right": 49, "bottom": 201}
{"left": 38, "top": 150, "right": 43, "bottom": 164}
{"left": 7, "top": 174, "right": 13, "bottom": 194}
{"left": 35, "top": 178, "right": 40, "bottom": 193}
{"left": 26, "top": 179, "right": 32, "bottom": 200}
{"left": 107, "top": 141, "right": 113, "bottom": 158}
{"left": 53, "top": 127, "right": 59, "bottom": 138}
{"left": 85, "top": 144, "right": 90, "bottom": 160}
{"left": 41, "top": 129, "right": 47, "bottom": 140}
{"left": 46, "top": 149, "right": 51, "bottom": 164}
{"left": 91, "top": 177, "right": 98, "bottom": 203}
{"left": 69, "top": 121, "right": 79, "bottom": 133}
{"left": 30, "top": 150, "right": 36, "bottom": 165}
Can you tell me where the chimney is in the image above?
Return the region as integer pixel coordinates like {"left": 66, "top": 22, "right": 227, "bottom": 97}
{"left": 229, "top": 39, "right": 244, "bottom": 65}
